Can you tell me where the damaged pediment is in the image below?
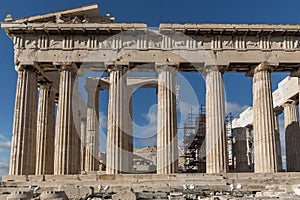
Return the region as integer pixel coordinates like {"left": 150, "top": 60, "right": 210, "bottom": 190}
{"left": 5, "top": 4, "right": 114, "bottom": 24}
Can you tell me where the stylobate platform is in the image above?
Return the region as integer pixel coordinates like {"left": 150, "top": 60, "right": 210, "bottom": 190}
{"left": 1, "top": 173, "right": 300, "bottom": 199}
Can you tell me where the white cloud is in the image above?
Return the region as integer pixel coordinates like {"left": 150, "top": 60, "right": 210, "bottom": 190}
{"left": 0, "top": 158, "right": 9, "bottom": 179}
{"left": 0, "top": 134, "right": 11, "bottom": 152}
{"left": 225, "top": 102, "right": 249, "bottom": 117}
{"left": 133, "top": 104, "right": 157, "bottom": 139}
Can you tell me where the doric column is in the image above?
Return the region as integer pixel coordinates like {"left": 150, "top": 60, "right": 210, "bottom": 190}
{"left": 252, "top": 63, "right": 277, "bottom": 173}
{"left": 35, "top": 82, "right": 55, "bottom": 175}
{"left": 72, "top": 78, "right": 81, "bottom": 174}
{"left": 80, "top": 118, "right": 87, "bottom": 172}
{"left": 9, "top": 65, "right": 38, "bottom": 175}
{"left": 205, "top": 66, "right": 227, "bottom": 174}
{"left": 106, "top": 65, "right": 128, "bottom": 174}
{"left": 283, "top": 101, "right": 300, "bottom": 172}
{"left": 85, "top": 78, "right": 100, "bottom": 172}
{"left": 274, "top": 109, "right": 283, "bottom": 171}
{"left": 54, "top": 64, "right": 79, "bottom": 175}
{"left": 156, "top": 65, "right": 178, "bottom": 174}
{"left": 125, "top": 87, "right": 134, "bottom": 173}
{"left": 232, "top": 128, "right": 248, "bottom": 172}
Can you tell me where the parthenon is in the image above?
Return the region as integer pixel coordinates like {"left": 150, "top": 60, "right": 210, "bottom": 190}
{"left": 2, "top": 4, "right": 300, "bottom": 199}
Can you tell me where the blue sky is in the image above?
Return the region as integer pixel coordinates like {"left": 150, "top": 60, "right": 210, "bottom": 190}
{"left": 0, "top": 0, "right": 298, "bottom": 176}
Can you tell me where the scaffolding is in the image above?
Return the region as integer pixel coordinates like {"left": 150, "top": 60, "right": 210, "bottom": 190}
{"left": 226, "top": 112, "right": 234, "bottom": 170}
{"left": 181, "top": 107, "right": 235, "bottom": 173}
{"left": 182, "top": 105, "right": 206, "bottom": 172}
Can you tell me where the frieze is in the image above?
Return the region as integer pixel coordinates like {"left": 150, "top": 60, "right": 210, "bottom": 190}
{"left": 50, "top": 39, "right": 62, "bottom": 49}
{"left": 13, "top": 36, "right": 24, "bottom": 49}
{"left": 25, "top": 39, "right": 38, "bottom": 50}
{"left": 235, "top": 36, "right": 246, "bottom": 50}
{"left": 63, "top": 36, "right": 74, "bottom": 50}
{"left": 211, "top": 36, "right": 222, "bottom": 50}
{"left": 16, "top": 34, "right": 300, "bottom": 52}
{"left": 259, "top": 36, "right": 270, "bottom": 50}
{"left": 38, "top": 36, "right": 49, "bottom": 50}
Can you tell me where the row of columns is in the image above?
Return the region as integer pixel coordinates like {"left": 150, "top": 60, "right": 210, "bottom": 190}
{"left": 9, "top": 64, "right": 99, "bottom": 175}
{"left": 204, "top": 63, "right": 300, "bottom": 173}
{"left": 232, "top": 100, "right": 300, "bottom": 173}
{"left": 9, "top": 62, "right": 300, "bottom": 175}
{"left": 230, "top": 64, "right": 300, "bottom": 173}
{"left": 105, "top": 65, "right": 178, "bottom": 174}
{"left": 9, "top": 63, "right": 179, "bottom": 175}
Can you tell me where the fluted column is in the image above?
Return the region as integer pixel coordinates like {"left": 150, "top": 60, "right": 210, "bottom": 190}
{"left": 85, "top": 78, "right": 100, "bottom": 172}
{"left": 125, "top": 87, "right": 134, "bottom": 173}
{"left": 106, "top": 66, "right": 128, "bottom": 174}
{"left": 274, "top": 109, "right": 283, "bottom": 171}
{"left": 157, "top": 65, "right": 178, "bottom": 174}
{"left": 232, "top": 128, "right": 248, "bottom": 172}
{"left": 205, "top": 66, "right": 227, "bottom": 174}
{"left": 54, "top": 64, "right": 79, "bottom": 175}
{"left": 35, "top": 83, "right": 55, "bottom": 175}
{"left": 80, "top": 118, "right": 87, "bottom": 172}
{"left": 252, "top": 63, "right": 277, "bottom": 173}
{"left": 9, "top": 65, "right": 38, "bottom": 175}
{"left": 283, "top": 101, "right": 300, "bottom": 171}
{"left": 72, "top": 78, "right": 81, "bottom": 174}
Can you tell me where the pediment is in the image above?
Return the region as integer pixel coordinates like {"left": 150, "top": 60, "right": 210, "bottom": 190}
{"left": 7, "top": 4, "right": 114, "bottom": 24}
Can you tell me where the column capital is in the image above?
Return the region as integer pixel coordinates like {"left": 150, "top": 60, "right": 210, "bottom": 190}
{"left": 202, "top": 65, "right": 225, "bottom": 76}
{"left": 291, "top": 68, "right": 300, "bottom": 77}
{"left": 85, "top": 78, "right": 100, "bottom": 93}
{"left": 283, "top": 100, "right": 298, "bottom": 107}
{"left": 254, "top": 62, "right": 273, "bottom": 74}
{"left": 245, "top": 124, "right": 253, "bottom": 130}
{"left": 38, "top": 81, "right": 53, "bottom": 89}
{"left": 246, "top": 62, "right": 276, "bottom": 77}
{"left": 274, "top": 107, "right": 283, "bottom": 116}
{"left": 155, "top": 64, "right": 178, "bottom": 75}
{"left": 54, "top": 62, "right": 78, "bottom": 72}
{"left": 15, "top": 64, "right": 37, "bottom": 73}
{"left": 107, "top": 64, "right": 129, "bottom": 74}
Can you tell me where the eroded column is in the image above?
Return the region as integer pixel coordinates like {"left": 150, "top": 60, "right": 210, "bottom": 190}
{"left": 274, "top": 109, "right": 283, "bottom": 171}
{"left": 35, "top": 82, "right": 55, "bottom": 175}
{"left": 205, "top": 66, "right": 227, "bottom": 174}
{"left": 125, "top": 87, "right": 134, "bottom": 173}
{"left": 9, "top": 65, "right": 38, "bottom": 175}
{"left": 283, "top": 101, "right": 300, "bottom": 172}
{"left": 157, "top": 65, "right": 178, "bottom": 174}
{"left": 54, "top": 64, "right": 79, "bottom": 175}
{"left": 81, "top": 118, "right": 86, "bottom": 172}
{"left": 252, "top": 63, "right": 277, "bottom": 173}
{"left": 106, "top": 66, "right": 128, "bottom": 174}
{"left": 85, "top": 78, "right": 100, "bottom": 172}
{"left": 72, "top": 78, "right": 81, "bottom": 174}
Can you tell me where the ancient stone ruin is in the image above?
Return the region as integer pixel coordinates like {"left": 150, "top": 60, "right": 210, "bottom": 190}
{"left": 2, "top": 4, "right": 300, "bottom": 199}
